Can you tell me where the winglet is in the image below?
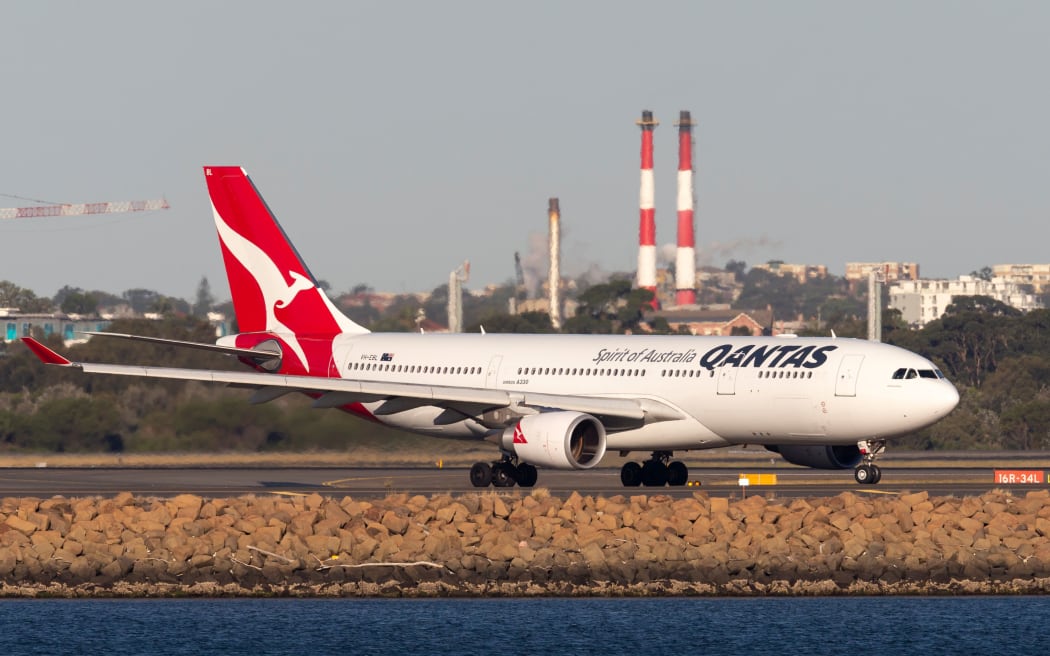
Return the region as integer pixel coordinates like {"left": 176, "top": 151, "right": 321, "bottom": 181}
{"left": 21, "top": 338, "right": 74, "bottom": 366}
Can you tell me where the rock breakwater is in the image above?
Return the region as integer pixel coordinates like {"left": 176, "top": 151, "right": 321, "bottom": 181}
{"left": 2, "top": 489, "right": 1050, "bottom": 597}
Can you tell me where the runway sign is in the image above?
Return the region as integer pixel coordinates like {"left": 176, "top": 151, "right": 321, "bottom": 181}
{"left": 993, "top": 470, "right": 1045, "bottom": 485}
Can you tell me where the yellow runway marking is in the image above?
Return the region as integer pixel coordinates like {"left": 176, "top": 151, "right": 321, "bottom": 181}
{"left": 323, "top": 472, "right": 453, "bottom": 488}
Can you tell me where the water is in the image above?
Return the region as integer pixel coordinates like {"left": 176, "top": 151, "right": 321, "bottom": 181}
{"left": 0, "top": 597, "right": 1046, "bottom": 655}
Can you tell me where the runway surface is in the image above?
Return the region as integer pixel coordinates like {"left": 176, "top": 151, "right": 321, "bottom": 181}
{"left": 0, "top": 465, "right": 1044, "bottom": 499}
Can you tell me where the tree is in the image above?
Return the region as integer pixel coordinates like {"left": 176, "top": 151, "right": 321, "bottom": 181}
{"left": 895, "top": 296, "right": 1018, "bottom": 387}
{"left": 733, "top": 268, "right": 796, "bottom": 319}
{"left": 370, "top": 301, "right": 426, "bottom": 332}
{"left": 58, "top": 288, "right": 99, "bottom": 315}
{"left": 562, "top": 277, "right": 653, "bottom": 334}
{"left": 945, "top": 295, "right": 1021, "bottom": 318}
{"left": 343, "top": 299, "right": 381, "bottom": 328}
{"left": 0, "top": 280, "right": 52, "bottom": 313}
{"left": 970, "top": 266, "right": 993, "bottom": 281}
{"left": 192, "top": 276, "right": 215, "bottom": 317}
{"left": 468, "top": 311, "right": 555, "bottom": 334}
{"left": 22, "top": 396, "right": 123, "bottom": 452}
{"left": 1000, "top": 396, "right": 1050, "bottom": 450}
{"left": 122, "top": 288, "right": 161, "bottom": 314}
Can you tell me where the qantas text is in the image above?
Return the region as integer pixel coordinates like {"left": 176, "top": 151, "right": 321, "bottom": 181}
{"left": 698, "top": 344, "right": 838, "bottom": 370}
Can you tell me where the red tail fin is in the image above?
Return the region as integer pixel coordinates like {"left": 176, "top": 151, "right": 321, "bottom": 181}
{"left": 203, "top": 167, "right": 367, "bottom": 338}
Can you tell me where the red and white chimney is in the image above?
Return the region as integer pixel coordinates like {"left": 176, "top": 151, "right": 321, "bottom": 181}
{"left": 675, "top": 110, "right": 696, "bottom": 306}
{"left": 636, "top": 110, "right": 659, "bottom": 308}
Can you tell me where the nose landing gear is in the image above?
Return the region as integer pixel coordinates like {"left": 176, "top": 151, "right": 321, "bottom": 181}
{"left": 853, "top": 439, "right": 886, "bottom": 485}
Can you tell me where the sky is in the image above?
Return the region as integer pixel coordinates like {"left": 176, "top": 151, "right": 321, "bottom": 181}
{"left": 1, "top": 1, "right": 1048, "bottom": 304}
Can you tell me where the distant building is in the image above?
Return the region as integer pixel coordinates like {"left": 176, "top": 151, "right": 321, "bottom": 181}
{"left": 654, "top": 268, "right": 675, "bottom": 308}
{"left": 516, "top": 296, "right": 578, "bottom": 321}
{"left": 695, "top": 266, "right": 742, "bottom": 306}
{"left": 649, "top": 307, "right": 776, "bottom": 336}
{"left": 0, "top": 308, "right": 110, "bottom": 346}
{"left": 992, "top": 264, "right": 1050, "bottom": 294}
{"left": 1, "top": 307, "right": 232, "bottom": 347}
{"left": 205, "top": 312, "right": 232, "bottom": 338}
{"left": 888, "top": 276, "right": 1043, "bottom": 328}
{"left": 753, "top": 261, "right": 828, "bottom": 283}
{"left": 337, "top": 291, "right": 419, "bottom": 314}
{"left": 845, "top": 262, "right": 920, "bottom": 290}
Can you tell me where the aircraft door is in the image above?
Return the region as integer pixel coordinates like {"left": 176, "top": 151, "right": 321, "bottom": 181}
{"left": 716, "top": 364, "right": 738, "bottom": 395}
{"left": 485, "top": 355, "right": 503, "bottom": 389}
{"left": 835, "top": 354, "right": 864, "bottom": 397}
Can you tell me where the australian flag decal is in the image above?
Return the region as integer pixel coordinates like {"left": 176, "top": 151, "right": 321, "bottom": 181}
{"left": 380, "top": 353, "right": 394, "bottom": 362}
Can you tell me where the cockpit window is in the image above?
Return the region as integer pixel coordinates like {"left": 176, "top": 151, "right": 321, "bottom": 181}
{"left": 893, "top": 367, "right": 944, "bottom": 380}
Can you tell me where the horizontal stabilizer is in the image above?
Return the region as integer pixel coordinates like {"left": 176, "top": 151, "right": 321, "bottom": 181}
{"left": 83, "top": 332, "right": 281, "bottom": 362}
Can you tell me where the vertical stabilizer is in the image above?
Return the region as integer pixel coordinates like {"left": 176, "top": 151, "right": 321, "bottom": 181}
{"left": 203, "top": 166, "right": 368, "bottom": 338}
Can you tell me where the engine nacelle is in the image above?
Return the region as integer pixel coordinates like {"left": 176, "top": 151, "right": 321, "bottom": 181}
{"left": 500, "top": 412, "right": 607, "bottom": 470}
{"left": 766, "top": 444, "right": 862, "bottom": 470}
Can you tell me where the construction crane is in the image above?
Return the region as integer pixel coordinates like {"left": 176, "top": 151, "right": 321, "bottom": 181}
{"left": 0, "top": 197, "right": 169, "bottom": 220}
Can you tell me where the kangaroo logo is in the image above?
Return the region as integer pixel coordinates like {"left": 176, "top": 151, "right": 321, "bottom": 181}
{"left": 214, "top": 211, "right": 316, "bottom": 371}
{"left": 513, "top": 422, "right": 528, "bottom": 444}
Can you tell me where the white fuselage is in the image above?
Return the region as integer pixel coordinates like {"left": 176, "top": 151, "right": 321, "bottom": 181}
{"left": 329, "top": 333, "right": 959, "bottom": 452}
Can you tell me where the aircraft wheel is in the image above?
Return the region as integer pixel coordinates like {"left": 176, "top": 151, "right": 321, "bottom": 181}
{"left": 517, "top": 463, "right": 538, "bottom": 488}
{"left": 854, "top": 465, "right": 871, "bottom": 484}
{"left": 470, "top": 462, "right": 492, "bottom": 487}
{"left": 667, "top": 461, "right": 689, "bottom": 486}
{"left": 620, "top": 462, "right": 643, "bottom": 487}
{"left": 492, "top": 464, "right": 517, "bottom": 488}
{"left": 641, "top": 460, "right": 669, "bottom": 487}
{"left": 870, "top": 465, "right": 882, "bottom": 484}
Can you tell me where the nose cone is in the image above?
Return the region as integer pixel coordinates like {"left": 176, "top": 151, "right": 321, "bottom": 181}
{"left": 932, "top": 381, "right": 960, "bottom": 420}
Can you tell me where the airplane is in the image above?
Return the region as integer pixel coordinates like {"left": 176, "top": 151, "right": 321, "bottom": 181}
{"left": 21, "top": 166, "right": 960, "bottom": 488}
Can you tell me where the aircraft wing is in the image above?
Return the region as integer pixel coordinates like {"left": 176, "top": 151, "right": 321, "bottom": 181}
{"left": 21, "top": 338, "right": 682, "bottom": 428}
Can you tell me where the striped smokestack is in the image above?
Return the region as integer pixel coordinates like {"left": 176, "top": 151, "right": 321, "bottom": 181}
{"left": 675, "top": 110, "right": 697, "bottom": 306}
{"left": 548, "top": 198, "right": 562, "bottom": 330}
{"left": 636, "top": 110, "right": 659, "bottom": 308}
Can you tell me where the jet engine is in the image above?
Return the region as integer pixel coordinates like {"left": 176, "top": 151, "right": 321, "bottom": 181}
{"left": 500, "top": 412, "right": 607, "bottom": 470}
{"left": 766, "top": 444, "right": 862, "bottom": 470}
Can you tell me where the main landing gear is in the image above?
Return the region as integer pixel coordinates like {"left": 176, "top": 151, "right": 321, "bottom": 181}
{"left": 469, "top": 456, "right": 538, "bottom": 488}
{"left": 854, "top": 439, "right": 886, "bottom": 485}
{"left": 620, "top": 451, "right": 690, "bottom": 487}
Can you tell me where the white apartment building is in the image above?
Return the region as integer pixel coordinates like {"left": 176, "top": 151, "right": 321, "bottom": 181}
{"left": 992, "top": 264, "right": 1050, "bottom": 294}
{"left": 889, "top": 276, "right": 1043, "bottom": 328}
